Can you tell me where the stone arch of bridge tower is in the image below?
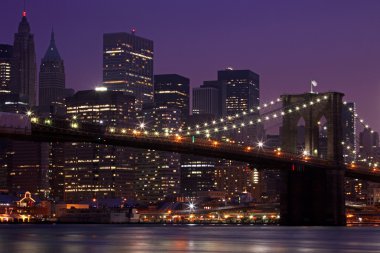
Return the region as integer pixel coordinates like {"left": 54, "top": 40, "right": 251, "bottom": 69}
{"left": 281, "top": 92, "right": 344, "bottom": 163}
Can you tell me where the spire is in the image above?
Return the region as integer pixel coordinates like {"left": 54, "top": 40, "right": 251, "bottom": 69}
{"left": 50, "top": 28, "right": 55, "bottom": 43}
{"left": 22, "top": 0, "right": 27, "bottom": 17}
{"left": 18, "top": 0, "right": 30, "bottom": 34}
{"left": 42, "top": 30, "right": 62, "bottom": 61}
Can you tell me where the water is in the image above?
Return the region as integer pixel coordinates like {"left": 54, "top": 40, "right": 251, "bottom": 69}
{"left": 0, "top": 224, "right": 380, "bottom": 253}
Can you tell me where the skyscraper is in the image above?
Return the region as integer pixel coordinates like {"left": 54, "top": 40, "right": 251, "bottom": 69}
{"left": 218, "top": 68, "right": 260, "bottom": 116}
{"left": 192, "top": 86, "right": 219, "bottom": 116}
{"left": 103, "top": 31, "right": 154, "bottom": 109}
{"left": 64, "top": 89, "right": 137, "bottom": 202}
{"left": 11, "top": 10, "right": 37, "bottom": 107}
{"left": 154, "top": 74, "right": 190, "bottom": 119}
{"left": 0, "top": 44, "right": 13, "bottom": 93}
{"left": 342, "top": 102, "right": 356, "bottom": 162}
{"left": 135, "top": 104, "right": 182, "bottom": 204}
{"left": 39, "top": 31, "right": 65, "bottom": 112}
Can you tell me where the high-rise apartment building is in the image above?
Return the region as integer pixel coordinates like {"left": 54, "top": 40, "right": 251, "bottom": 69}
{"left": 0, "top": 44, "right": 13, "bottom": 93}
{"left": 39, "top": 31, "right": 65, "bottom": 112}
{"left": 154, "top": 74, "right": 190, "bottom": 119}
{"left": 103, "top": 31, "right": 153, "bottom": 109}
{"left": 11, "top": 10, "right": 37, "bottom": 107}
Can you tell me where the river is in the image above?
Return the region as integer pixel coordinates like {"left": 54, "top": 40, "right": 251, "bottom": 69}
{"left": 0, "top": 224, "right": 380, "bottom": 253}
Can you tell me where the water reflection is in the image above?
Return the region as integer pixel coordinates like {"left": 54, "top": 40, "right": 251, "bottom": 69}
{"left": 0, "top": 225, "right": 380, "bottom": 253}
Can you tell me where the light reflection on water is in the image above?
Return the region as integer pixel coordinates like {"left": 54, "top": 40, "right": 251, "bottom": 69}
{"left": 0, "top": 224, "right": 379, "bottom": 253}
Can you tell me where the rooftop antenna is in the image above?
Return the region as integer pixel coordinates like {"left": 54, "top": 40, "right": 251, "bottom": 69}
{"left": 131, "top": 28, "right": 136, "bottom": 35}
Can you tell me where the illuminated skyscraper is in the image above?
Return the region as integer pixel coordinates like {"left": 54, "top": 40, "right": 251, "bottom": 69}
{"left": 218, "top": 68, "right": 260, "bottom": 116}
{"left": 135, "top": 104, "right": 182, "bottom": 204}
{"left": 103, "top": 31, "right": 153, "bottom": 109}
{"left": 11, "top": 10, "right": 37, "bottom": 106}
{"left": 39, "top": 31, "right": 65, "bottom": 112}
{"left": 154, "top": 74, "right": 190, "bottom": 119}
{"left": 0, "top": 44, "right": 13, "bottom": 93}
{"left": 64, "top": 89, "right": 137, "bottom": 202}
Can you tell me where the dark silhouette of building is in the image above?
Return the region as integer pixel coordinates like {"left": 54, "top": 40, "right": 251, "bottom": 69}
{"left": 103, "top": 31, "right": 153, "bottom": 109}
{"left": 0, "top": 44, "right": 13, "bottom": 93}
{"left": 180, "top": 156, "right": 217, "bottom": 198}
{"left": 39, "top": 31, "right": 65, "bottom": 112}
{"left": 154, "top": 74, "right": 190, "bottom": 119}
{"left": 11, "top": 10, "right": 37, "bottom": 107}
{"left": 192, "top": 85, "right": 219, "bottom": 116}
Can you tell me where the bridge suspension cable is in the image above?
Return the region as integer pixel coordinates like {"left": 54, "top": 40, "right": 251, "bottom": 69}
{"left": 183, "top": 95, "right": 331, "bottom": 138}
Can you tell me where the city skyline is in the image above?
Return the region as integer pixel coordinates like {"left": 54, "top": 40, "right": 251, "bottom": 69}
{"left": 1, "top": 1, "right": 380, "bottom": 234}
{"left": 0, "top": 1, "right": 379, "bottom": 130}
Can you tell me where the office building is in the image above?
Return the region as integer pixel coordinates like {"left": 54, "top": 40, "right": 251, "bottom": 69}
{"left": 154, "top": 74, "right": 190, "bottom": 119}
{"left": 39, "top": 31, "right": 65, "bottom": 112}
{"left": 63, "top": 89, "right": 137, "bottom": 202}
{"left": 11, "top": 10, "right": 37, "bottom": 107}
{"left": 192, "top": 86, "right": 219, "bottom": 116}
{"left": 0, "top": 44, "right": 13, "bottom": 93}
{"left": 218, "top": 68, "right": 260, "bottom": 116}
{"left": 6, "top": 141, "right": 49, "bottom": 198}
{"left": 342, "top": 102, "right": 356, "bottom": 162}
{"left": 180, "top": 156, "right": 217, "bottom": 198}
{"left": 135, "top": 104, "right": 182, "bottom": 204}
{"left": 103, "top": 31, "right": 153, "bottom": 109}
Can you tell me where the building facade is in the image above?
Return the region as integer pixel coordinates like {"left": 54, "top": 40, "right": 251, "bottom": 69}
{"left": 154, "top": 74, "right": 190, "bottom": 119}
{"left": 218, "top": 69, "right": 260, "bottom": 117}
{"left": 135, "top": 104, "right": 182, "bottom": 204}
{"left": 192, "top": 86, "right": 219, "bottom": 116}
{"left": 63, "top": 89, "right": 137, "bottom": 202}
{"left": 39, "top": 31, "right": 66, "bottom": 112}
{"left": 11, "top": 11, "right": 37, "bottom": 107}
{"left": 0, "top": 44, "right": 13, "bottom": 94}
{"left": 103, "top": 31, "right": 154, "bottom": 109}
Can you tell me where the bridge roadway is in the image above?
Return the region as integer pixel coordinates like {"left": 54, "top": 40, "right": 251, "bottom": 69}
{"left": 1, "top": 121, "right": 379, "bottom": 183}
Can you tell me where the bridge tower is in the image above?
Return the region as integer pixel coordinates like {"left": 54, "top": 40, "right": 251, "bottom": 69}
{"left": 280, "top": 92, "right": 346, "bottom": 225}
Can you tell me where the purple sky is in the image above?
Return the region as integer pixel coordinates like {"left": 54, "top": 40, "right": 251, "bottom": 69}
{"left": 1, "top": 0, "right": 380, "bottom": 130}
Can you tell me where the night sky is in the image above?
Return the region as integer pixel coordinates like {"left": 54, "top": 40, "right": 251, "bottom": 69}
{"left": 1, "top": 0, "right": 380, "bottom": 130}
